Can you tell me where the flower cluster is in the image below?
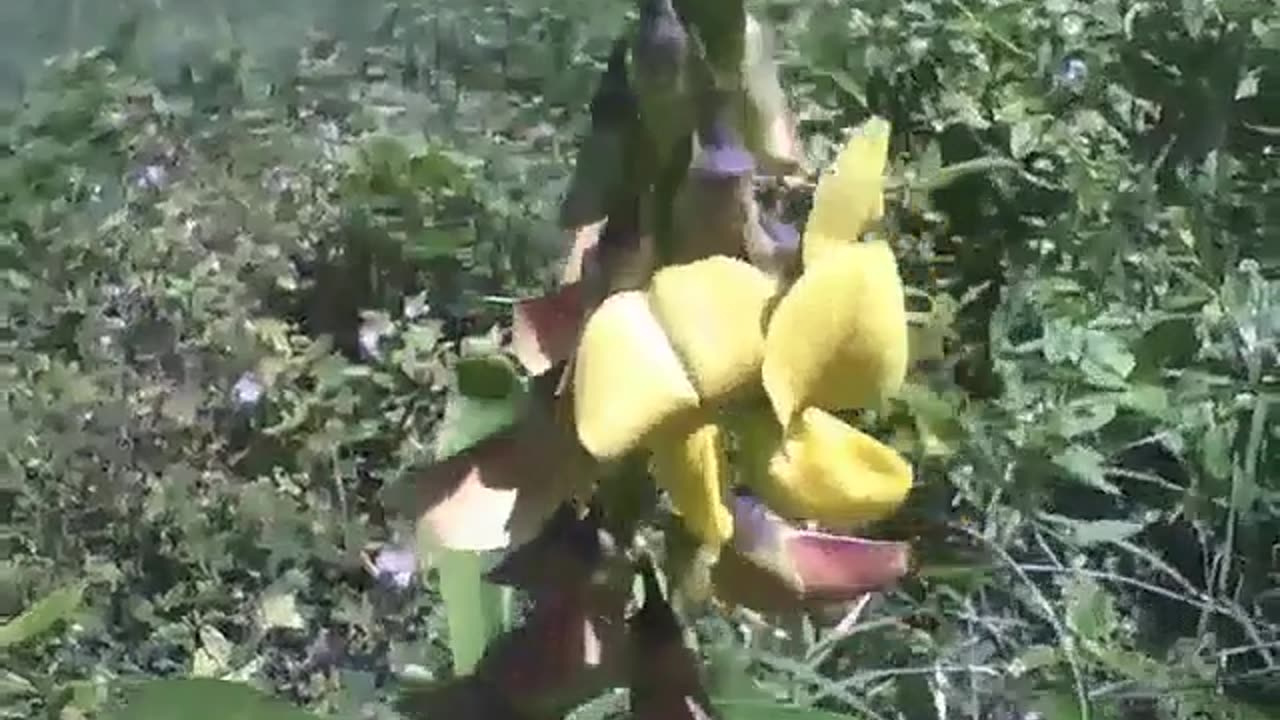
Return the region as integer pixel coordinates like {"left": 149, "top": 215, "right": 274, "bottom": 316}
{"left": 395, "top": 2, "right": 919, "bottom": 715}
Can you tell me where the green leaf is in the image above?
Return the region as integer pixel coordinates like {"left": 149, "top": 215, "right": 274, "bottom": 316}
{"left": 0, "top": 581, "right": 86, "bottom": 649}
{"left": 1080, "top": 330, "right": 1135, "bottom": 387}
{"left": 434, "top": 383, "right": 529, "bottom": 460}
{"left": 1052, "top": 445, "right": 1121, "bottom": 495}
{"left": 455, "top": 354, "right": 520, "bottom": 399}
{"left": 1040, "top": 514, "right": 1147, "bottom": 547}
{"left": 1048, "top": 398, "right": 1117, "bottom": 439}
{"left": 431, "top": 548, "right": 507, "bottom": 677}
{"left": 108, "top": 679, "right": 322, "bottom": 720}
{"left": 714, "top": 697, "right": 861, "bottom": 719}
{"left": 1063, "top": 575, "right": 1118, "bottom": 644}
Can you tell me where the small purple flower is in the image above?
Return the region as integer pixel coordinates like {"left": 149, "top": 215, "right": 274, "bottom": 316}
{"left": 760, "top": 216, "right": 800, "bottom": 253}
{"left": 692, "top": 119, "right": 756, "bottom": 179}
{"left": 1059, "top": 57, "right": 1088, "bottom": 89}
{"left": 231, "top": 372, "right": 264, "bottom": 408}
{"left": 374, "top": 546, "right": 417, "bottom": 589}
{"left": 358, "top": 325, "right": 384, "bottom": 361}
{"left": 131, "top": 163, "right": 169, "bottom": 191}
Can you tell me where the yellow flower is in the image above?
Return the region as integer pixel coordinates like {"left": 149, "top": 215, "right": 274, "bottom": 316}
{"left": 801, "top": 117, "right": 890, "bottom": 268}
{"left": 569, "top": 115, "right": 911, "bottom": 545}
{"left": 761, "top": 238, "right": 909, "bottom": 425}
{"left": 649, "top": 423, "right": 733, "bottom": 548}
{"left": 572, "top": 290, "right": 700, "bottom": 461}
{"left": 572, "top": 257, "right": 775, "bottom": 461}
{"left": 647, "top": 256, "right": 776, "bottom": 402}
{"left": 734, "top": 406, "right": 912, "bottom": 528}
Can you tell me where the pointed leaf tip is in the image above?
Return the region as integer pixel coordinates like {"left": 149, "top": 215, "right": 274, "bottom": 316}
{"left": 486, "top": 503, "right": 604, "bottom": 594}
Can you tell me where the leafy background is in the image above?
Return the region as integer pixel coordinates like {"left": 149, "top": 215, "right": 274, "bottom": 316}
{"left": 1, "top": 0, "right": 1278, "bottom": 719}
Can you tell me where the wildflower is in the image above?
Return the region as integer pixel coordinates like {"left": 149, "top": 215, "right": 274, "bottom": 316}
{"left": 231, "top": 371, "right": 264, "bottom": 408}
{"left": 374, "top": 545, "right": 418, "bottom": 589}
{"left": 131, "top": 163, "right": 168, "bottom": 191}
{"left": 568, "top": 115, "right": 913, "bottom": 578}
{"left": 1059, "top": 57, "right": 1088, "bottom": 89}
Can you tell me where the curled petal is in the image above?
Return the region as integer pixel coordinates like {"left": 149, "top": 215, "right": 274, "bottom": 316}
{"left": 650, "top": 423, "right": 733, "bottom": 549}
{"left": 573, "top": 290, "right": 701, "bottom": 460}
{"left": 742, "top": 406, "right": 912, "bottom": 528}
{"left": 648, "top": 256, "right": 776, "bottom": 402}
{"left": 787, "top": 529, "right": 911, "bottom": 603}
{"left": 762, "top": 239, "right": 909, "bottom": 424}
{"left": 511, "top": 282, "right": 586, "bottom": 376}
{"left": 712, "top": 494, "right": 911, "bottom": 612}
{"left": 801, "top": 117, "right": 890, "bottom": 268}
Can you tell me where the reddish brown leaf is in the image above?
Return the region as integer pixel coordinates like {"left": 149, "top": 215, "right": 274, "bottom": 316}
{"left": 511, "top": 282, "right": 587, "bottom": 376}
{"left": 475, "top": 585, "right": 628, "bottom": 719}
{"left": 629, "top": 559, "right": 720, "bottom": 719}
{"left": 561, "top": 220, "right": 606, "bottom": 284}
{"left": 485, "top": 503, "right": 604, "bottom": 596}
{"left": 402, "top": 388, "right": 595, "bottom": 552}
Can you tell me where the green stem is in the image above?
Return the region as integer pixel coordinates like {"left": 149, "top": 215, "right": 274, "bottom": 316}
{"left": 420, "top": 537, "right": 508, "bottom": 676}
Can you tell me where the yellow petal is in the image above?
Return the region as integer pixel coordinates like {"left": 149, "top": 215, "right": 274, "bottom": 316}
{"left": 648, "top": 256, "right": 778, "bottom": 403}
{"left": 762, "top": 239, "right": 908, "bottom": 424}
{"left": 741, "top": 407, "right": 912, "bottom": 527}
{"left": 649, "top": 423, "right": 733, "bottom": 548}
{"left": 573, "top": 290, "right": 701, "bottom": 460}
{"left": 802, "top": 117, "right": 890, "bottom": 268}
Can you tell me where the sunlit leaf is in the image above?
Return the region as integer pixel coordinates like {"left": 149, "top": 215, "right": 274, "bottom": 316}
{"left": 394, "top": 387, "right": 592, "bottom": 551}
{"left": 109, "top": 679, "right": 321, "bottom": 720}
{"left": 0, "top": 581, "right": 85, "bottom": 649}
{"left": 456, "top": 353, "right": 521, "bottom": 399}
{"left": 1052, "top": 445, "right": 1121, "bottom": 496}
